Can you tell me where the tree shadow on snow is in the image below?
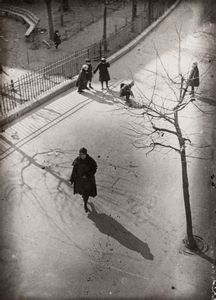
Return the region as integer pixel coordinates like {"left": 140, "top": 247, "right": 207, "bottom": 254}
{"left": 88, "top": 203, "right": 154, "bottom": 260}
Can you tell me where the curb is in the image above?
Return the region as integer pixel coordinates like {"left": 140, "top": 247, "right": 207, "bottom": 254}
{"left": 108, "top": 0, "right": 182, "bottom": 64}
{"left": 0, "top": 0, "right": 182, "bottom": 128}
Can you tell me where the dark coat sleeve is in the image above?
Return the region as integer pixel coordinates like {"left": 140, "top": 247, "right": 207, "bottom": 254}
{"left": 93, "top": 63, "right": 100, "bottom": 74}
{"left": 70, "top": 158, "right": 78, "bottom": 183}
{"left": 86, "top": 156, "right": 97, "bottom": 177}
{"left": 188, "top": 66, "right": 199, "bottom": 87}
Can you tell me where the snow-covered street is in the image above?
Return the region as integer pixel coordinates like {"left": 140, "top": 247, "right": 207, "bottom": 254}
{"left": 0, "top": 1, "right": 216, "bottom": 299}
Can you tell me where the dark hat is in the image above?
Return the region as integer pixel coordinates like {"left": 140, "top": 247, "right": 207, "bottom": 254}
{"left": 101, "top": 57, "right": 106, "bottom": 62}
{"left": 79, "top": 147, "right": 87, "bottom": 154}
{"left": 85, "top": 58, "right": 91, "bottom": 63}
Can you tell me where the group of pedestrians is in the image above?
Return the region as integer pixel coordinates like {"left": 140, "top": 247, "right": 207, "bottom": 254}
{"left": 69, "top": 62, "right": 200, "bottom": 213}
{"left": 76, "top": 57, "right": 110, "bottom": 93}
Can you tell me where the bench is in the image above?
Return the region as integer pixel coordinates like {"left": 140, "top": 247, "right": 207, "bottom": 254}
{"left": 0, "top": 5, "right": 40, "bottom": 40}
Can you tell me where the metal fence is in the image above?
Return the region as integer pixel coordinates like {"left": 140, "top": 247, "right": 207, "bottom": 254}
{"left": 0, "top": 0, "right": 175, "bottom": 116}
{"left": 0, "top": 42, "right": 101, "bottom": 115}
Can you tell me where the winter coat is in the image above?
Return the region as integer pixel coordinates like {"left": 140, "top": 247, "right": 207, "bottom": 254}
{"left": 76, "top": 69, "right": 87, "bottom": 90}
{"left": 70, "top": 154, "right": 97, "bottom": 197}
{"left": 187, "top": 66, "right": 199, "bottom": 87}
{"left": 86, "top": 64, "right": 93, "bottom": 81}
{"left": 120, "top": 83, "right": 133, "bottom": 97}
{"left": 93, "top": 62, "right": 110, "bottom": 82}
{"left": 54, "top": 32, "right": 61, "bottom": 45}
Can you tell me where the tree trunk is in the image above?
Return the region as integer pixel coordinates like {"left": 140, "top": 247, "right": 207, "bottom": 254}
{"left": 132, "top": 0, "right": 137, "bottom": 22}
{"left": 148, "top": 0, "right": 152, "bottom": 25}
{"left": 44, "top": 0, "right": 54, "bottom": 40}
{"left": 174, "top": 111, "right": 197, "bottom": 250}
{"left": 60, "top": 0, "right": 64, "bottom": 27}
{"left": 62, "top": 0, "right": 69, "bottom": 11}
{"left": 180, "top": 148, "right": 197, "bottom": 250}
{"left": 103, "top": 4, "right": 107, "bottom": 52}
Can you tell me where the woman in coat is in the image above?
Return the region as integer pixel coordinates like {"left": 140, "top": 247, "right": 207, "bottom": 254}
{"left": 76, "top": 65, "right": 88, "bottom": 93}
{"left": 93, "top": 57, "right": 110, "bottom": 90}
{"left": 187, "top": 62, "right": 200, "bottom": 96}
{"left": 70, "top": 147, "right": 97, "bottom": 213}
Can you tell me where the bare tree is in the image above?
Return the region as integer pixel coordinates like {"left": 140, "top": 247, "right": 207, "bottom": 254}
{"left": 118, "top": 31, "right": 213, "bottom": 251}
{"left": 44, "top": 0, "right": 54, "bottom": 40}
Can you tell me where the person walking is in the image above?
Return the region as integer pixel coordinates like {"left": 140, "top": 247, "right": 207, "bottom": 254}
{"left": 53, "top": 30, "right": 61, "bottom": 49}
{"left": 76, "top": 64, "right": 88, "bottom": 93}
{"left": 120, "top": 81, "right": 134, "bottom": 106}
{"left": 93, "top": 57, "right": 110, "bottom": 90}
{"left": 85, "top": 58, "right": 93, "bottom": 89}
{"left": 69, "top": 148, "right": 97, "bottom": 213}
{"left": 187, "top": 62, "right": 200, "bottom": 96}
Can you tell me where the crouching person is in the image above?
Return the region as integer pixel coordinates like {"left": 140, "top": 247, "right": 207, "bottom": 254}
{"left": 120, "top": 81, "right": 134, "bottom": 106}
{"left": 76, "top": 64, "right": 88, "bottom": 93}
{"left": 70, "top": 148, "right": 97, "bottom": 213}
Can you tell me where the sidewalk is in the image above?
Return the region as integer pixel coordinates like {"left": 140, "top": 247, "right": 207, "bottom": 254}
{"left": 0, "top": 0, "right": 215, "bottom": 299}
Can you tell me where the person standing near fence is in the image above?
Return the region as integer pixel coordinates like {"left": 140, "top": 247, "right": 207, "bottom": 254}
{"left": 85, "top": 58, "right": 93, "bottom": 89}
{"left": 76, "top": 64, "right": 88, "bottom": 93}
{"left": 93, "top": 57, "right": 110, "bottom": 90}
{"left": 69, "top": 148, "right": 97, "bottom": 213}
{"left": 54, "top": 30, "right": 61, "bottom": 49}
{"left": 186, "top": 62, "right": 200, "bottom": 97}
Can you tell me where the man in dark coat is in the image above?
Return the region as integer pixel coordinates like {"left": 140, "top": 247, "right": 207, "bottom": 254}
{"left": 85, "top": 58, "right": 93, "bottom": 89}
{"left": 76, "top": 65, "right": 88, "bottom": 93}
{"left": 120, "top": 81, "right": 134, "bottom": 106}
{"left": 53, "top": 30, "right": 61, "bottom": 49}
{"left": 70, "top": 148, "right": 97, "bottom": 213}
{"left": 93, "top": 57, "right": 110, "bottom": 90}
{"left": 187, "top": 62, "right": 200, "bottom": 96}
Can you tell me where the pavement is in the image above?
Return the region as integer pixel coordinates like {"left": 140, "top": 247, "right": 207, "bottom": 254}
{"left": 0, "top": 0, "right": 216, "bottom": 299}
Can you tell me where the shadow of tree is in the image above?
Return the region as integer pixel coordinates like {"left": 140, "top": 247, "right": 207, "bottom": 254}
{"left": 88, "top": 203, "right": 154, "bottom": 260}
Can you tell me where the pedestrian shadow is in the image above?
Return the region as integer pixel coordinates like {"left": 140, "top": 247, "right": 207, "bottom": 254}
{"left": 85, "top": 89, "right": 144, "bottom": 109}
{"left": 87, "top": 203, "right": 154, "bottom": 260}
{"left": 84, "top": 90, "right": 115, "bottom": 106}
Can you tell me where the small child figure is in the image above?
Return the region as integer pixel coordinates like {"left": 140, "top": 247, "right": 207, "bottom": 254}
{"left": 85, "top": 58, "right": 93, "bottom": 89}
{"left": 54, "top": 30, "right": 61, "bottom": 49}
{"left": 120, "top": 81, "right": 134, "bottom": 106}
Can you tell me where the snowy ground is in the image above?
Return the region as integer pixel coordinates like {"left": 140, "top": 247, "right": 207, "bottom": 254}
{"left": 0, "top": 0, "right": 216, "bottom": 299}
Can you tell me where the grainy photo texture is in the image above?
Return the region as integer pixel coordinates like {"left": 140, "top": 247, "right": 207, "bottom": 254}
{"left": 0, "top": 0, "right": 215, "bottom": 299}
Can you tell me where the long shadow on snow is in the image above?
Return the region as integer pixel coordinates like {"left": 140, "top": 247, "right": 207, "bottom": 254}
{"left": 87, "top": 203, "right": 154, "bottom": 260}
